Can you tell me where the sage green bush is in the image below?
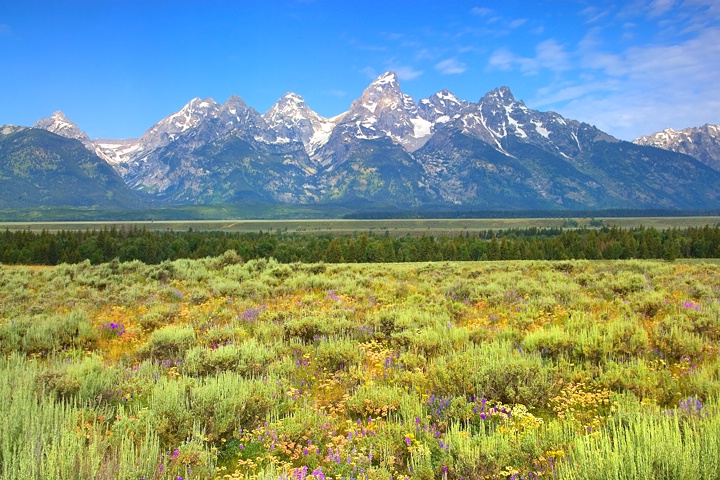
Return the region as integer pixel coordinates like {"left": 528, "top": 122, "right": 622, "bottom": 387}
{"left": 141, "top": 324, "right": 196, "bottom": 360}
{"left": 0, "top": 309, "right": 96, "bottom": 355}
{"left": 190, "top": 372, "right": 281, "bottom": 441}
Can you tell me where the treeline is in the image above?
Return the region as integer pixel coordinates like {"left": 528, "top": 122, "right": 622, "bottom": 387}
{"left": 2, "top": 225, "right": 720, "bottom": 265}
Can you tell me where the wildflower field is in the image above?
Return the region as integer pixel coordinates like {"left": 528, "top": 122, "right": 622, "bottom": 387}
{"left": 1, "top": 255, "right": 720, "bottom": 479}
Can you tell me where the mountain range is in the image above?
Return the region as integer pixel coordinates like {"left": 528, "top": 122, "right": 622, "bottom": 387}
{"left": 3, "top": 71, "right": 720, "bottom": 213}
{"left": 633, "top": 124, "right": 720, "bottom": 172}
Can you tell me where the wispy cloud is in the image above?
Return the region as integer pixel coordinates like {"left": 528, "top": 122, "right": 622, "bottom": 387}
{"left": 648, "top": 0, "right": 677, "bottom": 17}
{"left": 325, "top": 89, "right": 346, "bottom": 98}
{"left": 531, "top": 24, "right": 720, "bottom": 139}
{"left": 470, "top": 7, "right": 494, "bottom": 16}
{"left": 0, "top": 24, "right": 12, "bottom": 36}
{"left": 509, "top": 18, "right": 527, "bottom": 29}
{"left": 360, "top": 66, "right": 378, "bottom": 79}
{"left": 435, "top": 58, "right": 467, "bottom": 75}
{"left": 488, "top": 39, "right": 570, "bottom": 75}
{"left": 580, "top": 6, "right": 612, "bottom": 23}
{"left": 392, "top": 65, "right": 423, "bottom": 80}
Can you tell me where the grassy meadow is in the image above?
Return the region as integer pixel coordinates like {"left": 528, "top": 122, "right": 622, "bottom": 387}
{"left": 1, "top": 256, "right": 720, "bottom": 479}
{"left": 2, "top": 215, "right": 720, "bottom": 234}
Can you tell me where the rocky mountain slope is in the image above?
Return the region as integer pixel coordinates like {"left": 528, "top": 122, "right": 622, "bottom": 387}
{"left": 634, "top": 124, "right": 720, "bottom": 171}
{"left": 15, "top": 72, "right": 720, "bottom": 211}
{"left": 0, "top": 125, "right": 144, "bottom": 209}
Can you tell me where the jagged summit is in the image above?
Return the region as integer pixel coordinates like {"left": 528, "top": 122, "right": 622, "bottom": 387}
{"left": 33, "top": 111, "right": 89, "bottom": 142}
{"left": 139, "top": 97, "right": 219, "bottom": 149}
{"left": 419, "top": 89, "right": 466, "bottom": 123}
{"left": 319, "top": 71, "right": 432, "bottom": 154}
{"left": 263, "top": 92, "right": 337, "bottom": 155}
{"left": 350, "top": 71, "right": 408, "bottom": 115}
{"left": 371, "top": 71, "right": 400, "bottom": 87}
{"left": 634, "top": 123, "right": 720, "bottom": 171}
{"left": 26, "top": 72, "right": 720, "bottom": 211}
{"left": 264, "top": 93, "right": 314, "bottom": 125}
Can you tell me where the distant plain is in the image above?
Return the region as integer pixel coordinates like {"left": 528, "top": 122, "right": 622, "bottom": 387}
{"left": 1, "top": 216, "right": 719, "bottom": 235}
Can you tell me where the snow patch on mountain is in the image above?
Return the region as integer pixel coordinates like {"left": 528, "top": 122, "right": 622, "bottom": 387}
{"left": 634, "top": 123, "right": 720, "bottom": 171}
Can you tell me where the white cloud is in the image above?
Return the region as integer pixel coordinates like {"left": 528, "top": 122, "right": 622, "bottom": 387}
{"left": 487, "top": 39, "right": 570, "bottom": 75}
{"left": 532, "top": 27, "right": 720, "bottom": 140}
{"left": 435, "top": 58, "right": 467, "bottom": 75}
{"left": 471, "top": 7, "right": 493, "bottom": 16}
{"left": 534, "top": 39, "right": 570, "bottom": 71}
{"left": 509, "top": 18, "right": 527, "bottom": 29}
{"left": 580, "top": 6, "right": 612, "bottom": 23}
{"left": 648, "top": 0, "right": 676, "bottom": 17}
{"left": 360, "top": 66, "right": 378, "bottom": 79}
{"left": 393, "top": 65, "right": 423, "bottom": 80}
{"left": 488, "top": 47, "right": 516, "bottom": 71}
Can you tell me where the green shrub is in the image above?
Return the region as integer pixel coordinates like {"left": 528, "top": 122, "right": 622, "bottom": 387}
{"left": 607, "top": 317, "right": 650, "bottom": 359}
{"left": 315, "top": 337, "right": 363, "bottom": 372}
{"left": 37, "top": 355, "right": 117, "bottom": 404}
{"left": 184, "top": 338, "right": 278, "bottom": 377}
{"left": 463, "top": 342, "right": 559, "bottom": 408}
{"left": 208, "top": 277, "right": 245, "bottom": 297}
{"left": 522, "top": 326, "right": 579, "bottom": 361}
{"left": 283, "top": 312, "right": 355, "bottom": 343}
{"left": 0, "top": 310, "right": 96, "bottom": 355}
{"left": 599, "top": 359, "right": 661, "bottom": 400}
{"left": 346, "top": 384, "right": 406, "bottom": 419}
{"left": 604, "top": 271, "right": 648, "bottom": 296}
{"left": 142, "top": 325, "right": 196, "bottom": 360}
{"left": 653, "top": 316, "right": 705, "bottom": 361}
{"left": 145, "top": 377, "right": 194, "bottom": 446}
{"left": 630, "top": 290, "right": 667, "bottom": 318}
{"left": 138, "top": 303, "right": 181, "bottom": 332}
{"left": 190, "top": 372, "right": 280, "bottom": 441}
{"left": 687, "top": 302, "right": 720, "bottom": 340}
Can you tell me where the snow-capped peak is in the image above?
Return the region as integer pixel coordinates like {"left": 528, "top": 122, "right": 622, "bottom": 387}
{"left": 263, "top": 92, "right": 337, "bottom": 155}
{"left": 324, "top": 71, "right": 438, "bottom": 153}
{"left": 264, "top": 93, "right": 312, "bottom": 122}
{"left": 161, "top": 97, "right": 219, "bottom": 131}
{"left": 633, "top": 123, "right": 720, "bottom": 171}
{"left": 482, "top": 86, "right": 517, "bottom": 106}
{"left": 33, "top": 111, "right": 89, "bottom": 142}
{"left": 372, "top": 71, "right": 400, "bottom": 87}
{"left": 350, "top": 71, "right": 408, "bottom": 116}
{"left": 418, "top": 89, "right": 467, "bottom": 123}
{"left": 435, "top": 89, "right": 461, "bottom": 104}
{"left": 138, "top": 97, "right": 219, "bottom": 149}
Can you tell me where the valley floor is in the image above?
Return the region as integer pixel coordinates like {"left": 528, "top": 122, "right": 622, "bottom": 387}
{"left": 2, "top": 215, "right": 720, "bottom": 234}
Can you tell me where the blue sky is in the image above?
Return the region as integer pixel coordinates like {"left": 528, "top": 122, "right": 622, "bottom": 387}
{"left": 1, "top": 0, "right": 718, "bottom": 141}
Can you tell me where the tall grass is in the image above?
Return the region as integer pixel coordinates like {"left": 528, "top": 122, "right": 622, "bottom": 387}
{"left": 558, "top": 397, "right": 720, "bottom": 479}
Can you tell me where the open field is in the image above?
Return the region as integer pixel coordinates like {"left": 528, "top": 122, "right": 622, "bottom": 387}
{"left": 2, "top": 257, "right": 720, "bottom": 479}
{"left": 1, "top": 215, "right": 719, "bottom": 235}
